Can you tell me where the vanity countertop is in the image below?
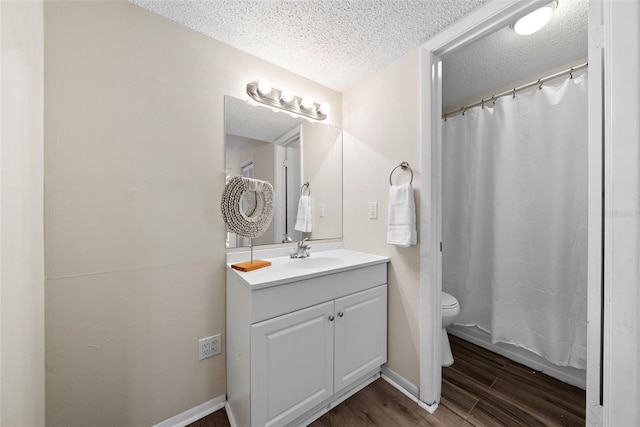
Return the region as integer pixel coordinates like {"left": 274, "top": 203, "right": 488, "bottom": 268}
{"left": 227, "top": 248, "right": 389, "bottom": 290}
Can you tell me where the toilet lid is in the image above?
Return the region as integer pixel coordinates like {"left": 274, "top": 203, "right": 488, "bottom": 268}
{"left": 441, "top": 292, "right": 459, "bottom": 309}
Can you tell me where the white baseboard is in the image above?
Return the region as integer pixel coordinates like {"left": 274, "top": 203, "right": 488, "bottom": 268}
{"left": 153, "top": 395, "right": 226, "bottom": 427}
{"left": 380, "top": 366, "right": 419, "bottom": 401}
{"left": 226, "top": 401, "right": 238, "bottom": 427}
{"left": 380, "top": 366, "right": 439, "bottom": 414}
{"left": 418, "top": 400, "right": 439, "bottom": 414}
{"left": 154, "top": 369, "right": 429, "bottom": 426}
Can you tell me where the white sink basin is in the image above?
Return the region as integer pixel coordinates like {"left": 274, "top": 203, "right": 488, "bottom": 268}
{"left": 227, "top": 246, "right": 390, "bottom": 290}
{"left": 285, "top": 256, "right": 343, "bottom": 270}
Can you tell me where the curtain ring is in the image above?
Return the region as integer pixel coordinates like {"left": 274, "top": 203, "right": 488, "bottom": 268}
{"left": 512, "top": 88, "right": 516, "bottom": 99}
{"left": 570, "top": 67, "right": 574, "bottom": 79}
{"left": 538, "top": 79, "right": 543, "bottom": 90}
{"left": 481, "top": 99, "right": 485, "bottom": 109}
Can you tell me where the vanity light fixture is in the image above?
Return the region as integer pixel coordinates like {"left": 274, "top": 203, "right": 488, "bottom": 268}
{"left": 511, "top": 1, "right": 558, "bottom": 36}
{"left": 318, "top": 102, "right": 331, "bottom": 115}
{"left": 280, "top": 88, "right": 294, "bottom": 103}
{"left": 300, "top": 96, "right": 315, "bottom": 110}
{"left": 247, "top": 81, "right": 329, "bottom": 121}
{"left": 257, "top": 79, "right": 272, "bottom": 96}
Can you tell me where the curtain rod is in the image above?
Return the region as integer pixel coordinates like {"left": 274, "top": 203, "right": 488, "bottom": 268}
{"left": 443, "top": 62, "right": 588, "bottom": 120}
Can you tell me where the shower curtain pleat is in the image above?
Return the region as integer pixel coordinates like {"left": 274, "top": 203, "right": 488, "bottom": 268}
{"left": 443, "top": 74, "right": 588, "bottom": 370}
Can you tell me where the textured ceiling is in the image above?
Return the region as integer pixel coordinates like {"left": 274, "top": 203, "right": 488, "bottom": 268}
{"left": 130, "top": 0, "right": 488, "bottom": 92}
{"left": 442, "top": 0, "right": 588, "bottom": 109}
{"left": 131, "top": 0, "right": 588, "bottom": 108}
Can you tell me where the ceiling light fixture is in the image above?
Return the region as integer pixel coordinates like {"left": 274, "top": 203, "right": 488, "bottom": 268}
{"left": 511, "top": 1, "right": 558, "bottom": 36}
{"left": 247, "top": 81, "right": 329, "bottom": 121}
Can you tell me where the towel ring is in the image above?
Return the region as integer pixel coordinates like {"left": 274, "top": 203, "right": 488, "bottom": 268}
{"left": 389, "top": 162, "right": 413, "bottom": 185}
{"left": 301, "top": 182, "right": 310, "bottom": 196}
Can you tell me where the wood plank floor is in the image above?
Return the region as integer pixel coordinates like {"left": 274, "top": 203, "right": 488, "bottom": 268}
{"left": 189, "top": 335, "right": 585, "bottom": 426}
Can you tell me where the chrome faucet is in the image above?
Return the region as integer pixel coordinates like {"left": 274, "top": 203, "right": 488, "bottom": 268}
{"left": 290, "top": 238, "right": 311, "bottom": 259}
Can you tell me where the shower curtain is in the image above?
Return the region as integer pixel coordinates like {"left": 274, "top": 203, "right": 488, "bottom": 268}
{"left": 442, "top": 74, "right": 588, "bottom": 369}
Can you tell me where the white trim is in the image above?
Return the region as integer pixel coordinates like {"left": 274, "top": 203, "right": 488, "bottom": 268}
{"left": 421, "top": 0, "right": 545, "bottom": 55}
{"left": 380, "top": 367, "right": 443, "bottom": 416}
{"left": 586, "top": 1, "right": 604, "bottom": 425}
{"left": 273, "top": 144, "right": 285, "bottom": 241}
{"left": 273, "top": 125, "right": 302, "bottom": 241}
{"left": 417, "top": 44, "right": 442, "bottom": 409}
{"left": 380, "top": 365, "right": 420, "bottom": 402}
{"left": 225, "top": 401, "right": 239, "bottom": 427}
{"left": 380, "top": 366, "right": 419, "bottom": 400}
{"left": 598, "top": 1, "right": 640, "bottom": 426}
{"left": 153, "top": 395, "right": 226, "bottom": 427}
{"left": 418, "top": 400, "right": 439, "bottom": 415}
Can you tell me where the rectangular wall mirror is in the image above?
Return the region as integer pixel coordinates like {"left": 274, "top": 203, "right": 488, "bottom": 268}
{"left": 225, "top": 95, "right": 343, "bottom": 248}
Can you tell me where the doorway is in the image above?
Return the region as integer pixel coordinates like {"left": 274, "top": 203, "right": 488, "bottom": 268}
{"left": 274, "top": 125, "right": 303, "bottom": 243}
{"left": 417, "top": 1, "right": 603, "bottom": 425}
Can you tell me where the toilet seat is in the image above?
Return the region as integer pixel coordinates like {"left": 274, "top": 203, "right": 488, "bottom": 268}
{"left": 441, "top": 292, "right": 459, "bottom": 309}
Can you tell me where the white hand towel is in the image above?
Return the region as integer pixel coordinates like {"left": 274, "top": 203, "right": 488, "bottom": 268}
{"left": 294, "top": 195, "right": 313, "bottom": 233}
{"left": 387, "top": 183, "right": 417, "bottom": 247}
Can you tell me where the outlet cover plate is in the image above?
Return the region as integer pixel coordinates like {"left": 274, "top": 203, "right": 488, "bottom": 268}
{"left": 211, "top": 334, "right": 221, "bottom": 356}
{"left": 199, "top": 334, "right": 222, "bottom": 360}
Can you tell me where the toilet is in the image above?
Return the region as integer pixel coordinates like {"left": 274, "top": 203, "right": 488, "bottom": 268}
{"left": 441, "top": 292, "right": 460, "bottom": 367}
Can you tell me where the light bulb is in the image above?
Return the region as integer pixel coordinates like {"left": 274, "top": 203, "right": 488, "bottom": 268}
{"left": 318, "top": 102, "right": 331, "bottom": 115}
{"left": 512, "top": 1, "right": 557, "bottom": 36}
{"left": 257, "top": 80, "right": 272, "bottom": 96}
{"left": 280, "top": 89, "right": 294, "bottom": 103}
{"left": 300, "top": 96, "right": 314, "bottom": 110}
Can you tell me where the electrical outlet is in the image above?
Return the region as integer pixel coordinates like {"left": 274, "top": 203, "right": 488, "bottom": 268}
{"left": 199, "top": 334, "right": 222, "bottom": 360}
{"left": 368, "top": 201, "right": 378, "bottom": 219}
{"left": 199, "top": 337, "right": 210, "bottom": 360}
{"left": 211, "top": 334, "right": 222, "bottom": 356}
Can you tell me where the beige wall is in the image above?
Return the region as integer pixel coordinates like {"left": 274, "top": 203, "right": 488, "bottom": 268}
{"left": 0, "top": 1, "right": 46, "bottom": 425}
{"left": 342, "top": 49, "right": 421, "bottom": 386}
{"left": 44, "top": 1, "right": 341, "bottom": 425}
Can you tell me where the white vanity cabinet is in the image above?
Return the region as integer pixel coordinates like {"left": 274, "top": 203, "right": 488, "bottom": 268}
{"left": 333, "top": 286, "right": 387, "bottom": 393}
{"left": 226, "top": 248, "right": 388, "bottom": 427}
{"left": 250, "top": 301, "right": 334, "bottom": 427}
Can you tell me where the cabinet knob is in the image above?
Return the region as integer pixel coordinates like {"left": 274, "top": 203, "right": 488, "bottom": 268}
{"left": 338, "top": 311, "right": 344, "bottom": 317}
{"left": 328, "top": 315, "right": 335, "bottom": 322}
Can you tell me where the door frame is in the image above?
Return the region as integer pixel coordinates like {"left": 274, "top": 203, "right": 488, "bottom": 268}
{"left": 417, "top": 1, "right": 604, "bottom": 424}
{"left": 273, "top": 125, "right": 302, "bottom": 242}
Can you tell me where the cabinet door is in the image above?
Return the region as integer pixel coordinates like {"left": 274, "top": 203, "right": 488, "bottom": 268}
{"left": 334, "top": 285, "right": 387, "bottom": 393}
{"left": 251, "top": 301, "right": 334, "bottom": 427}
